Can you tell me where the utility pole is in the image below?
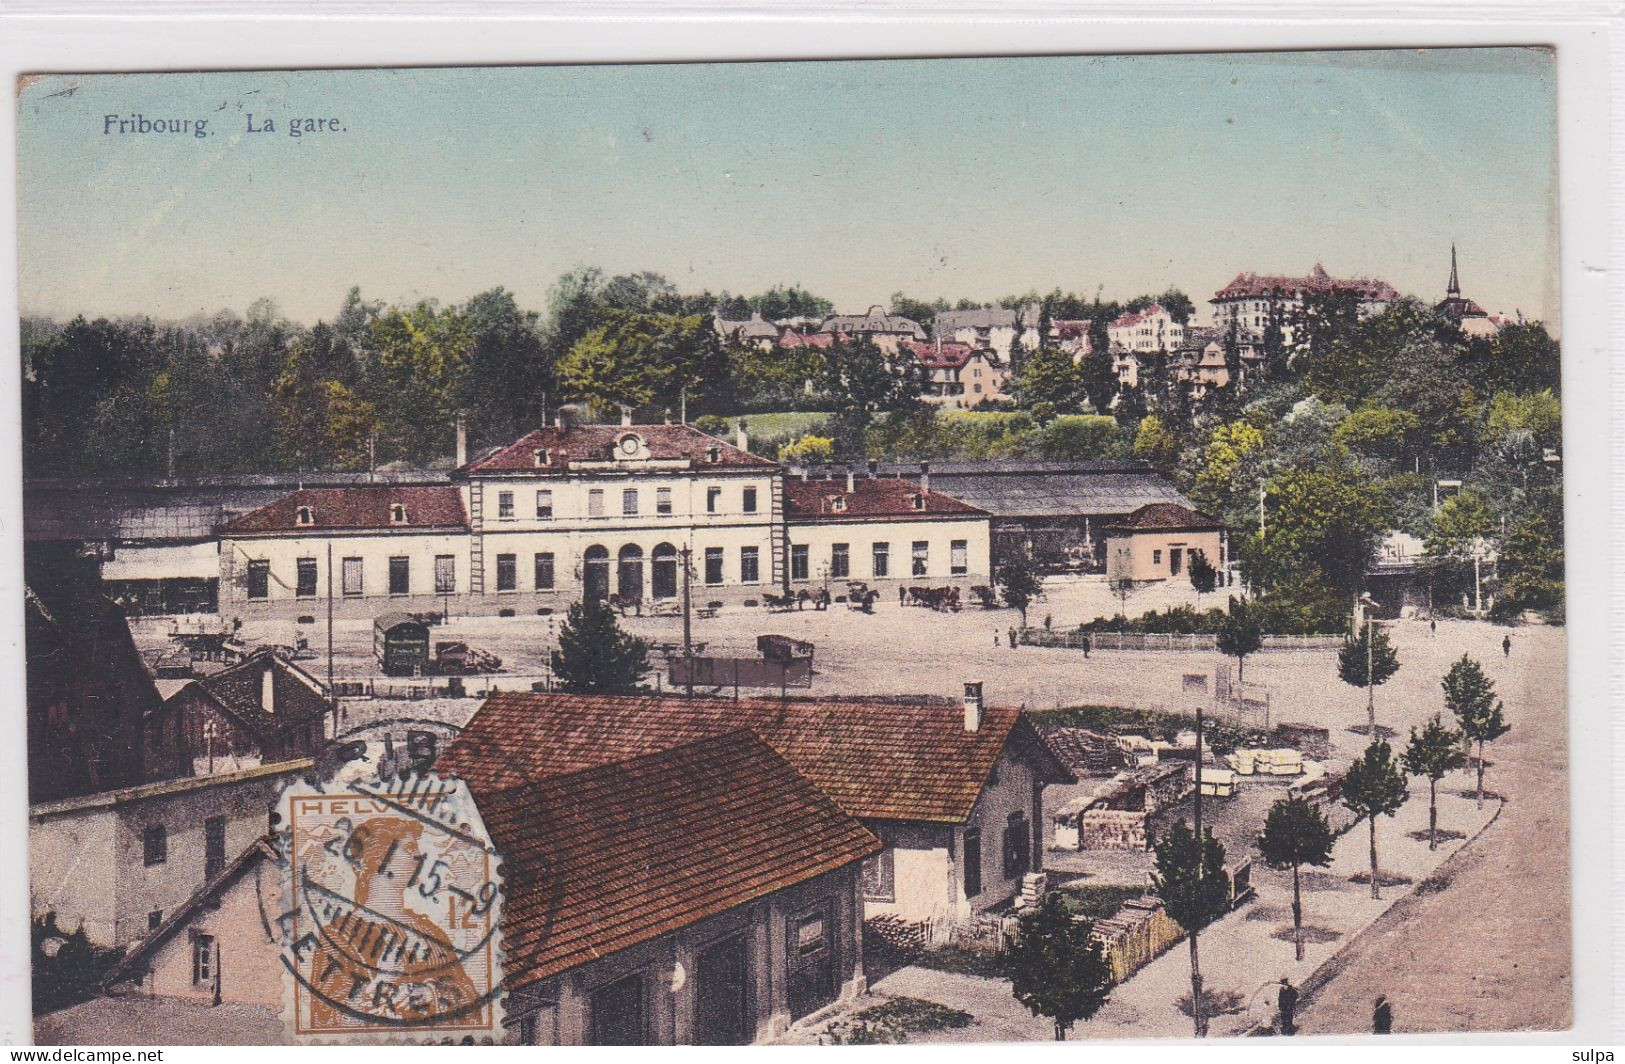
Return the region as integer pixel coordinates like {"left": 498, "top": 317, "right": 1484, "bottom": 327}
{"left": 1257, "top": 483, "right": 1266, "bottom": 536}
{"left": 680, "top": 545, "right": 694, "bottom": 699}
{"left": 326, "top": 542, "right": 337, "bottom": 738}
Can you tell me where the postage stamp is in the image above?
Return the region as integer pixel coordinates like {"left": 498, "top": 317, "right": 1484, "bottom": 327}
{"left": 275, "top": 759, "right": 504, "bottom": 1042}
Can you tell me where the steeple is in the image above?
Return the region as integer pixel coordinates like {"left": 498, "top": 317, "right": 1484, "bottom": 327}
{"left": 1447, "top": 243, "right": 1461, "bottom": 299}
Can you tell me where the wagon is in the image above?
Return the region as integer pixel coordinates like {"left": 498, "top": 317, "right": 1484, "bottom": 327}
{"left": 374, "top": 612, "right": 431, "bottom": 677}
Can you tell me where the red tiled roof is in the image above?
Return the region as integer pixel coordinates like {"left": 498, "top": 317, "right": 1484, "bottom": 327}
{"left": 779, "top": 328, "right": 836, "bottom": 349}
{"left": 437, "top": 691, "right": 1073, "bottom": 823}
{"left": 1105, "top": 502, "right": 1225, "bottom": 533}
{"left": 1111, "top": 304, "right": 1169, "bottom": 329}
{"left": 783, "top": 476, "right": 988, "bottom": 521}
{"left": 464, "top": 424, "right": 775, "bottom": 473}
{"left": 221, "top": 486, "right": 466, "bottom": 534}
{"left": 1212, "top": 264, "right": 1399, "bottom": 303}
{"left": 901, "top": 339, "right": 978, "bottom": 369}
{"left": 477, "top": 731, "right": 880, "bottom": 987}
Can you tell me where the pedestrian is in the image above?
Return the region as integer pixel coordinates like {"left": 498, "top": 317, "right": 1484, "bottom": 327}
{"left": 1081, "top": 634, "right": 1092, "bottom": 658}
{"left": 1502, "top": 634, "right": 1512, "bottom": 657}
{"left": 1008, "top": 627, "right": 1018, "bottom": 651}
{"left": 1430, "top": 618, "right": 1437, "bottom": 638}
{"left": 1372, "top": 995, "right": 1392, "bottom": 1035}
{"left": 899, "top": 585, "right": 907, "bottom": 607}
{"left": 994, "top": 628, "right": 1001, "bottom": 647}
{"left": 1276, "top": 978, "right": 1298, "bottom": 1036}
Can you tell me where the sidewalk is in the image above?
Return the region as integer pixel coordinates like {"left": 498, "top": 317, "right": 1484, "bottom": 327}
{"left": 793, "top": 778, "right": 1501, "bottom": 1043}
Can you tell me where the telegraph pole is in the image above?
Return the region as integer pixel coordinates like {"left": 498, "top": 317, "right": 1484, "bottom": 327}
{"left": 1257, "top": 483, "right": 1266, "bottom": 535}
{"left": 680, "top": 545, "right": 694, "bottom": 699}
{"left": 326, "top": 542, "right": 337, "bottom": 738}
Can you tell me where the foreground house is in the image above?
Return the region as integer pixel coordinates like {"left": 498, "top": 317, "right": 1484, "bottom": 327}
{"left": 436, "top": 686, "right": 1073, "bottom": 943}
{"left": 1104, "top": 503, "right": 1229, "bottom": 585}
{"left": 162, "top": 649, "right": 331, "bottom": 775}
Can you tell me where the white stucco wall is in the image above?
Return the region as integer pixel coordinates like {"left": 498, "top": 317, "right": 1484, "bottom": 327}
{"left": 787, "top": 516, "right": 991, "bottom": 588}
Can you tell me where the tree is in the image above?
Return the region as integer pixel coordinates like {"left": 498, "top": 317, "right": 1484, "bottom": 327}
{"left": 1425, "top": 489, "right": 1494, "bottom": 560}
{"left": 1108, "top": 574, "right": 1133, "bottom": 616}
{"left": 1151, "top": 820, "right": 1231, "bottom": 1037}
{"left": 549, "top": 597, "right": 650, "bottom": 694}
{"left": 778, "top": 435, "right": 835, "bottom": 465}
{"left": 1246, "top": 466, "right": 1390, "bottom": 604}
{"left": 1341, "top": 740, "right": 1409, "bottom": 900}
{"left": 996, "top": 550, "right": 1044, "bottom": 627}
{"left": 1187, "top": 550, "right": 1218, "bottom": 601}
{"left": 1003, "top": 893, "right": 1115, "bottom": 1040}
{"left": 1443, "top": 654, "right": 1511, "bottom": 808}
{"left": 1132, "top": 413, "right": 1180, "bottom": 468}
{"left": 1255, "top": 795, "right": 1335, "bottom": 960}
{"left": 1216, "top": 596, "right": 1262, "bottom": 683}
{"left": 1403, "top": 713, "right": 1468, "bottom": 850}
{"left": 1009, "top": 343, "right": 1084, "bottom": 413}
{"left": 1338, "top": 622, "right": 1401, "bottom": 735}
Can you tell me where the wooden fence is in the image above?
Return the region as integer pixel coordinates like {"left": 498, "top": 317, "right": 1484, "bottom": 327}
{"left": 1017, "top": 629, "right": 1344, "bottom": 652}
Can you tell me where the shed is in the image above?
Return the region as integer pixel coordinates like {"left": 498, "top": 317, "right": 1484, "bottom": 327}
{"left": 374, "top": 613, "right": 430, "bottom": 676}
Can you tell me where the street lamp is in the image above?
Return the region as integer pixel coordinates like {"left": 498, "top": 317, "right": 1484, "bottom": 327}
{"left": 1358, "top": 592, "right": 1379, "bottom": 735}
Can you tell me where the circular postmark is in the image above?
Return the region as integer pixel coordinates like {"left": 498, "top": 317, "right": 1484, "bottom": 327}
{"left": 257, "top": 716, "right": 546, "bottom": 1043}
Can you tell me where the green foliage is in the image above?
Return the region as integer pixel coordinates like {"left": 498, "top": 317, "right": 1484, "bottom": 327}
{"left": 1133, "top": 413, "right": 1181, "bottom": 468}
{"left": 1338, "top": 625, "right": 1401, "bottom": 690}
{"left": 1403, "top": 713, "right": 1467, "bottom": 849}
{"left": 1496, "top": 508, "right": 1565, "bottom": 614}
{"left": 549, "top": 597, "right": 650, "bottom": 695}
{"left": 1444, "top": 654, "right": 1510, "bottom": 804}
{"left": 1187, "top": 549, "right": 1218, "bottom": 597}
{"left": 1003, "top": 893, "right": 1115, "bottom": 1040}
{"left": 1333, "top": 404, "right": 1422, "bottom": 465}
{"left": 1485, "top": 389, "right": 1562, "bottom": 450}
{"left": 1009, "top": 343, "right": 1085, "bottom": 412}
{"left": 747, "top": 284, "right": 833, "bottom": 321}
{"left": 1257, "top": 796, "right": 1335, "bottom": 873}
{"left": 1215, "top": 596, "right": 1263, "bottom": 682}
{"left": 1151, "top": 820, "right": 1231, "bottom": 935}
{"left": 1425, "top": 489, "right": 1494, "bottom": 559}
{"left": 1054, "top": 884, "right": 1144, "bottom": 922}
{"left": 1342, "top": 740, "right": 1409, "bottom": 823}
{"left": 778, "top": 434, "right": 835, "bottom": 465}
{"left": 1039, "top": 415, "right": 1129, "bottom": 460}
{"left": 556, "top": 309, "right": 722, "bottom": 416}
{"left": 1248, "top": 466, "right": 1391, "bottom": 601}
{"left": 996, "top": 550, "right": 1044, "bottom": 624}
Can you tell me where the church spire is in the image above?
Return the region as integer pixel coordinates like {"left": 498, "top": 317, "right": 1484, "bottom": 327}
{"left": 1447, "top": 243, "right": 1461, "bottom": 299}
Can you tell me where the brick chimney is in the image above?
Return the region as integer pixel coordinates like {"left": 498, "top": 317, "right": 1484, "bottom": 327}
{"left": 867, "top": 459, "right": 878, "bottom": 478}
{"left": 845, "top": 467, "right": 855, "bottom": 493}
{"left": 920, "top": 460, "right": 932, "bottom": 495}
{"left": 454, "top": 413, "right": 468, "bottom": 468}
{"left": 262, "top": 661, "right": 275, "bottom": 715}
{"left": 963, "top": 681, "right": 984, "bottom": 732}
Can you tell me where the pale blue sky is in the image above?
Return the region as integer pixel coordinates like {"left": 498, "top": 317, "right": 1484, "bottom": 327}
{"left": 17, "top": 48, "right": 1558, "bottom": 327}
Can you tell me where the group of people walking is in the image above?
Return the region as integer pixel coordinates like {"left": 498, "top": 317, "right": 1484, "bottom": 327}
{"left": 1273, "top": 978, "right": 1394, "bottom": 1036}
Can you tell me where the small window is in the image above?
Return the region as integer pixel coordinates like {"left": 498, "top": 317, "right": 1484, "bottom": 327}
{"left": 295, "top": 505, "right": 314, "bottom": 527}
{"left": 963, "top": 828, "right": 982, "bottom": 899}
{"left": 912, "top": 541, "right": 929, "bottom": 577}
{"left": 704, "top": 547, "right": 724, "bottom": 586}
{"left": 296, "top": 558, "right": 318, "bottom": 598}
{"left": 389, "top": 503, "right": 406, "bottom": 525}
{"left": 742, "top": 487, "right": 758, "bottom": 514}
{"left": 622, "top": 489, "right": 639, "bottom": 516}
{"left": 860, "top": 848, "right": 896, "bottom": 903}
{"left": 588, "top": 490, "right": 605, "bottom": 518}
{"left": 533, "top": 448, "right": 550, "bottom": 468}
{"left": 534, "top": 552, "right": 555, "bottom": 591}
{"left": 496, "top": 554, "right": 517, "bottom": 592}
{"left": 830, "top": 543, "right": 850, "bottom": 579}
{"left": 434, "top": 555, "right": 456, "bottom": 594}
{"left": 872, "top": 542, "right": 890, "bottom": 578}
{"left": 535, "top": 490, "right": 553, "bottom": 520}
{"left": 342, "top": 557, "right": 363, "bottom": 597}
{"left": 791, "top": 544, "right": 809, "bottom": 581}
{"left": 388, "top": 556, "right": 410, "bottom": 596}
{"left": 951, "top": 540, "right": 969, "bottom": 576}
{"left": 656, "top": 487, "right": 672, "bottom": 515}
{"left": 1153, "top": 549, "right": 1163, "bottom": 565}
{"left": 706, "top": 487, "right": 722, "bottom": 514}
{"left": 192, "top": 934, "right": 214, "bottom": 986}
{"left": 246, "top": 560, "right": 270, "bottom": 601}
{"left": 740, "top": 546, "right": 760, "bottom": 584}
{"left": 498, "top": 492, "right": 515, "bottom": 519}
{"left": 143, "top": 825, "right": 167, "bottom": 866}
{"left": 830, "top": 496, "right": 846, "bottom": 513}
{"left": 706, "top": 444, "right": 721, "bottom": 464}
{"left": 911, "top": 494, "right": 926, "bottom": 511}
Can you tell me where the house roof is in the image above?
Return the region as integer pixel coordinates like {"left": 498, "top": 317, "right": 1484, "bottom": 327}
{"left": 819, "top": 307, "right": 927, "bottom": 339}
{"left": 437, "top": 691, "right": 1073, "bottom": 824}
{"left": 1105, "top": 502, "right": 1225, "bottom": 533}
{"left": 788, "top": 462, "right": 1194, "bottom": 521}
{"left": 900, "top": 339, "right": 979, "bottom": 370}
{"left": 463, "top": 424, "right": 774, "bottom": 474}
{"left": 477, "top": 731, "right": 880, "bottom": 987}
{"left": 784, "top": 476, "right": 988, "bottom": 521}
{"left": 716, "top": 312, "right": 781, "bottom": 340}
{"left": 169, "top": 649, "right": 330, "bottom": 744}
{"left": 778, "top": 328, "right": 835, "bottom": 349}
{"left": 220, "top": 486, "right": 466, "bottom": 535}
{"left": 1110, "top": 304, "right": 1175, "bottom": 330}
{"left": 935, "top": 307, "right": 1018, "bottom": 333}
{"left": 1212, "top": 263, "right": 1399, "bottom": 304}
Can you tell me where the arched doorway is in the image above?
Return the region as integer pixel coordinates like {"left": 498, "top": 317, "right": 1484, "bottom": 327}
{"left": 617, "top": 544, "right": 645, "bottom": 603}
{"left": 583, "top": 546, "right": 610, "bottom": 602}
{"left": 651, "top": 543, "right": 678, "bottom": 601}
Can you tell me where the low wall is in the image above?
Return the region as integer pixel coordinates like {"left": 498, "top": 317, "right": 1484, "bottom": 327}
{"left": 1018, "top": 629, "right": 1344, "bottom": 652}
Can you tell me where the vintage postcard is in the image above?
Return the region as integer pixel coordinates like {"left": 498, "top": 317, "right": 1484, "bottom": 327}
{"left": 17, "top": 49, "right": 1570, "bottom": 1045}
